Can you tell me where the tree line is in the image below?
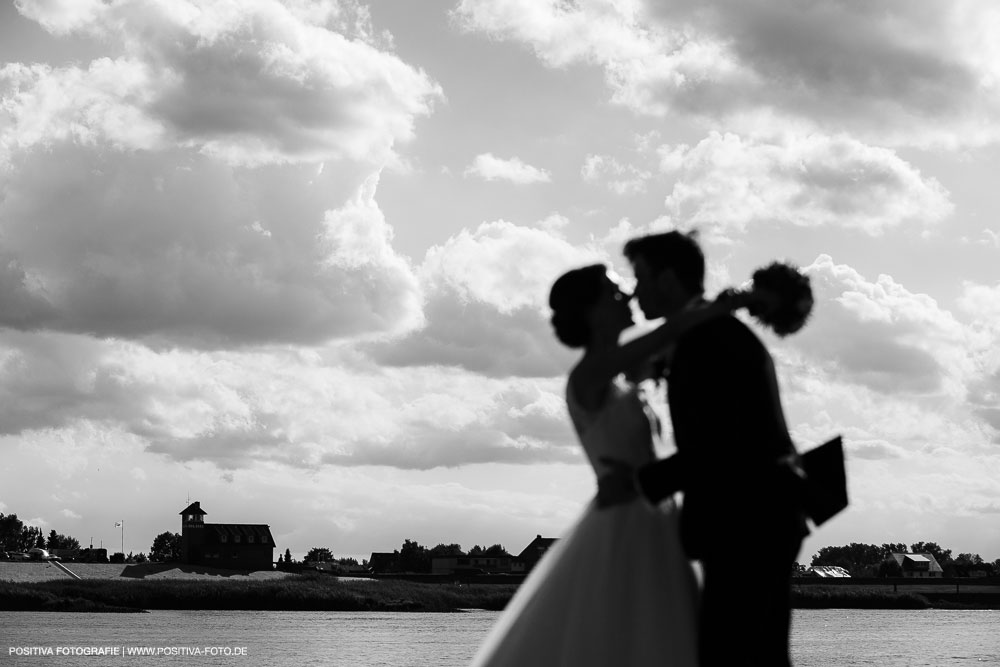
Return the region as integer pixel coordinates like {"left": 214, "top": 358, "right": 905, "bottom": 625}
{"left": 1, "top": 513, "right": 81, "bottom": 554}
{"left": 804, "top": 541, "right": 1000, "bottom": 577}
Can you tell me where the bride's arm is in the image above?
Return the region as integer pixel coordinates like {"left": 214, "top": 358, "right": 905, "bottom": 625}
{"left": 579, "top": 290, "right": 762, "bottom": 387}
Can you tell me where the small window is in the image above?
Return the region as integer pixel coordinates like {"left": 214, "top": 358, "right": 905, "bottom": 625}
{"left": 234, "top": 535, "right": 241, "bottom": 543}
{"left": 248, "top": 535, "right": 255, "bottom": 544}
{"left": 220, "top": 535, "right": 227, "bottom": 544}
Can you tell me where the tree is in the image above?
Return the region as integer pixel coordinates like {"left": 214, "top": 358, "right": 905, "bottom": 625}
{"left": 0, "top": 513, "right": 39, "bottom": 552}
{"left": 149, "top": 532, "right": 182, "bottom": 562}
{"left": 468, "top": 545, "right": 485, "bottom": 557}
{"left": 953, "top": 553, "right": 985, "bottom": 577}
{"left": 482, "top": 544, "right": 509, "bottom": 557}
{"left": 284, "top": 548, "right": 292, "bottom": 564}
{"left": 46, "top": 530, "right": 81, "bottom": 551}
{"left": 305, "top": 547, "right": 334, "bottom": 563}
{"left": 812, "top": 543, "right": 908, "bottom": 576}
{"left": 428, "top": 543, "right": 464, "bottom": 558}
{"left": 0, "top": 513, "right": 21, "bottom": 550}
{"left": 109, "top": 552, "right": 125, "bottom": 563}
{"left": 397, "top": 539, "right": 430, "bottom": 573}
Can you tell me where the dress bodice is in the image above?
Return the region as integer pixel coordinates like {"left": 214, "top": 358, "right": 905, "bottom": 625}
{"left": 566, "top": 376, "right": 659, "bottom": 478}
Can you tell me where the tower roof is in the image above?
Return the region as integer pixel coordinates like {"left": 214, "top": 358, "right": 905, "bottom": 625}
{"left": 179, "top": 501, "right": 207, "bottom": 516}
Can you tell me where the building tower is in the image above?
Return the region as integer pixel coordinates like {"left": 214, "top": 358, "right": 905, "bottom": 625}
{"left": 179, "top": 501, "right": 207, "bottom": 564}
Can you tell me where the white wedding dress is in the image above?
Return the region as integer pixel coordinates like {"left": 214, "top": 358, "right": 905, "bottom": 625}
{"left": 471, "top": 377, "right": 699, "bottom": 667}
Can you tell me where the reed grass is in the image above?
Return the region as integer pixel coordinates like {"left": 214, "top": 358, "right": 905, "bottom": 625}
{"left": 4, "top": 575, "right": 998, "bottom": 612}
{"left": 0, "top": 574, "right": 518, "bottom": 612}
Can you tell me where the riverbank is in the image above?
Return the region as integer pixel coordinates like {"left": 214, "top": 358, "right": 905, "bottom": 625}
{"left": 3, "top": 566, "right": 1000, "bottom": 612}
{"left": 0, "top": 574, "right": 516, "bottom": 613}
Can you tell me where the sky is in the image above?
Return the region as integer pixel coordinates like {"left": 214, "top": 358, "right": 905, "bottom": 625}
{"left": 0, "top": 0, "right": 998, "bottom": 565}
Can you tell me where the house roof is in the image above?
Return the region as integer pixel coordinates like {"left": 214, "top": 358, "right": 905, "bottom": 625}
{"left": 203, "top": 523, "right": 275, "bottom": 548}
{"left": 368, "top": 552, "right": 397, "bottom": 569}
{"left": 179, "top": 501, "right": 207, "bottom": 516}
{"left": 807, "top": 565, "right": 851, "bottom": 578}
{"left": 891, "top": 552, "right": 944, "bottom": 572}
{"left": 517, "top": 535, "right": 558, "bottom": 560}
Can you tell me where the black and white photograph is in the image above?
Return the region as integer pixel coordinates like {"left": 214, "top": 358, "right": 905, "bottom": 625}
{"left": 1, "top": 0, "right": 999, "bottom": 665}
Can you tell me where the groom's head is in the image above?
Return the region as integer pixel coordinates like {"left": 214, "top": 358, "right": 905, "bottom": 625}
{"left": 624, "top": 230, "right": 705, "bottom": 320}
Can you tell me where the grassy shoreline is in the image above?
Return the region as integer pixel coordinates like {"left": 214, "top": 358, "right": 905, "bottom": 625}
{"left": 3, "top": 575, "right": 1000, "bottom": 612}
{"left": 0, "top": 574, "right": 516, "bottom": 613}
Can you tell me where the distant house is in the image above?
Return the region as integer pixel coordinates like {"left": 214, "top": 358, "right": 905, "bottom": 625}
{"left": 517, "top": 535, "right": 558, "bottom": 572}
{"left": 368, "top": 552, "right": 398, "bottom": 574}
{"left": 891, "top": 552, "right": 944, "bottom": 578}
{"left": 805, "top": 565, "right": 851, "bottom": 578}
{"left": 179, "top": 501, "right": 275, "bottom": 571}
{"left": 431, "top": 553, "right": 514, "bottom": 575}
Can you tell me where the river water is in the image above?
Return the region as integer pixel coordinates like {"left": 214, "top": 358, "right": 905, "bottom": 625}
{"left": 2, "top": 609, "right": 999, "bottom": 665}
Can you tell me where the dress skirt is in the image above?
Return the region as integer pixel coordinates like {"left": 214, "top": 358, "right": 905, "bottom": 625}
{"left": 471, "top": 497, "right": 698, "bottom": 667}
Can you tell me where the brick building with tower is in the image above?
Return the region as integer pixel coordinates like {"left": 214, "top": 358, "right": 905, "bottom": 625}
{"left": 179, "top": 501, "right": 276, "bottom": 571}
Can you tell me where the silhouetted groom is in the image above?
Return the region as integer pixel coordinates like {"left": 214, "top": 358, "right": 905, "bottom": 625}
{"left": 618, "top": 231, "right": 809, "bottom": 667}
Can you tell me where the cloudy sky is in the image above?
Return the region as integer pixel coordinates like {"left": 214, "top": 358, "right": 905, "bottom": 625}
{"left": 1, "top": 0, "right": 998, "bottom": 565}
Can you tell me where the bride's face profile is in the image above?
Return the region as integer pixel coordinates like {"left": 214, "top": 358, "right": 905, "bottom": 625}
{"left": 588, "top": 274, "right": 634, "bottom": 338}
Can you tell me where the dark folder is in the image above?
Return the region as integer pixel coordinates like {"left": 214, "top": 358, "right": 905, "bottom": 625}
{"left": 800, "top": 436, "right": 848, "bottom": 527}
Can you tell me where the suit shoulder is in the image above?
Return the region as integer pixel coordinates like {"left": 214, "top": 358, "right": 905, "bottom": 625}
{"left": 683, "top": 313, "right": 760, "bottom": 346}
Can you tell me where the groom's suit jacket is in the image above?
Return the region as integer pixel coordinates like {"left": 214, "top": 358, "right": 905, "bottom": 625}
{"left": 638, "top": 309, "right": 809, "bottom": 558}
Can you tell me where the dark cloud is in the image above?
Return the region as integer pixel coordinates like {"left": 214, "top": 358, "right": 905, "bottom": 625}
{"left": 458, "top": 0, "right": 1000, "bottom": 146}
{"left": 0, "top": 146, "right": 422, "bottom": 347}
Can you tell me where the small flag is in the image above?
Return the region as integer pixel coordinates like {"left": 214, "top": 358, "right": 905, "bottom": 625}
{"left": 115, "top": 521, "right": 122, "bottom": 527}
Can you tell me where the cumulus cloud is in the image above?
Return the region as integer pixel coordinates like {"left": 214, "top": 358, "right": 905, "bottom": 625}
{"left": 0, "top": 152, "right": 423, "bottom": 346}
{"left": 0, "top": 327, "right": 581, "bottom": 471}
{"left": 0, "top": 1, "right": 444, "bottom": 347}
{"left": 454, "top": 0, "right": 1000, "bottom": 148}
{"left": 368, "top": 220, "right": 598, "bottom": 377}
{"left": 6, "top": 0, "right": 441, "bottom": 165}
{"left": 464, "top": 153, "right": 552, "bottom": 184}
{"left": 778, "top": 255, "right": 999, "bottom": 453}
{"left": 658, "top": 132, "right": 953, "bottom": 236}
{"left": 580, "top": 154, "right": 650, "bottom": 195}
{"left": 793, "top": 255, "right": 973, "bottom": 397}
{"left": 957, "top": 282, "right": 1000, "bottom": 436}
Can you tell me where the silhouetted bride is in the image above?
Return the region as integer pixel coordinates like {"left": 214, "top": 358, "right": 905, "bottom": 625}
{"left": 471, "top": 264, "right": 772, "bottom": 667}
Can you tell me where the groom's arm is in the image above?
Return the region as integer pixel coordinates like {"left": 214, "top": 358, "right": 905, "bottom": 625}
{"left": 594, "top": 456, "right": 683, "bottom": 509}
{"left": 636, "top": 453, "right": 685, "bottom": 504}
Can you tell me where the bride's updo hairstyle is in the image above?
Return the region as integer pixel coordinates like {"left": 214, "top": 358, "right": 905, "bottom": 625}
{"left": 548, "top": 264, "right": 607, "bottom": 348}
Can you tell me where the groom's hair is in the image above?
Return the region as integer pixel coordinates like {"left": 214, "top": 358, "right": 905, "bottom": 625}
{"left": 623, "top": 230, "right": 705, "bottom": 295}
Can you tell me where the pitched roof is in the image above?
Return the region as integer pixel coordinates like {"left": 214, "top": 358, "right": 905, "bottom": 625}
{"left": 891, "top": 552, "right": 944, "bottom": 572}
{"left": 203, "top": 523, "right": 275, "bottom": 548}
{"left": 517, "top": 535, "right": 558, "bottom": 560}
{"left": 807, "top": 565, "right": 851, "bottom": 578}
{"left": 179, "top": 501, "right": 207, "bottom": 516}
{"left": 368, "top": 552, "right": 397, "bottom": 570}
